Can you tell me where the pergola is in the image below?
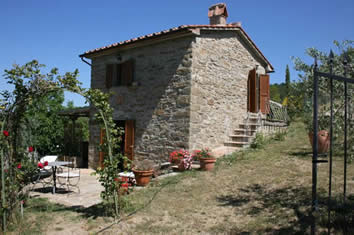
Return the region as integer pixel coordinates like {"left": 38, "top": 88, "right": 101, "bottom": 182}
{"left": 58, "top": 107, "right": 90, "bottom": 157}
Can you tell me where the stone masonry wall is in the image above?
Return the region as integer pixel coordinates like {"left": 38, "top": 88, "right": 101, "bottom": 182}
{"left": 189, "top": 30, "right": 266, "bottom": 150}
{"left": 88, "top": 37, "right": 195, "bottom": 168}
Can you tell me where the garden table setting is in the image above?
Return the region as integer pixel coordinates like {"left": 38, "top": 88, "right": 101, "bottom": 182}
{"left": 47, "top": 161, "right": 71, "bottom": 194}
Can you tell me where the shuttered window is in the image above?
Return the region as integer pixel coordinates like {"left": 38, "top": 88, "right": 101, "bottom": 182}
{"left": 105, "top": 60, "right": 134, "bottom": 88}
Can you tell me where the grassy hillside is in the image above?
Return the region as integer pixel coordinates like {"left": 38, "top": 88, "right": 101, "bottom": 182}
{"left": 10, "top": 122, "right": 354, "bottom": 234}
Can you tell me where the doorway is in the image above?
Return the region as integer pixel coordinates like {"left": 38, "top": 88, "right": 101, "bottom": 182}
{"left": 99, "top": 120, "right": 135, "bottom": 168}
{"left": 247, "top": 68, "right": 270, "bottom": 114}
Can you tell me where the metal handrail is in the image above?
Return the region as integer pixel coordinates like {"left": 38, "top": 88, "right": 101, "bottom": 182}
{"left": 265, "top": 99, "right": 288, "bottom": 123}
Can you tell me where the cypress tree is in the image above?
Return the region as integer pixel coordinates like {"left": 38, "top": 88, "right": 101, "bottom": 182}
{"left": 285, "top": 64, "right": 290, "bottom": 95}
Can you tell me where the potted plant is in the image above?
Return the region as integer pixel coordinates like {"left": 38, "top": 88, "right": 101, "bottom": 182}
{"left": 132, "top": 159, "right": 155, "bottom": 186}
{"left": 195, "top": 148, "right": 216, "bottom": 171}
{"left": 169, "top": 149, "right": 193, "bottom": 171}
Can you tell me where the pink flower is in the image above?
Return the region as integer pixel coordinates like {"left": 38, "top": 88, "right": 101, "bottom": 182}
{"left": 3, "top": 130, "right": 9, "bottom": 137}
{"left": 28, "top": 146, "right": 34, "bottom": 152}
{"left": 37, "top": 162, "right": 44, "bottom": 169}
{"left": 17, "top": 163, "right": 22, "bottom": 169}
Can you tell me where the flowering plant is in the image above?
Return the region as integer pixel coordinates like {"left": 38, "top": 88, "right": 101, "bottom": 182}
{"left": 169, "top": 149, "right": 193, "bottom": 170}
{"left": 3, "top": 130, "right": 9, "bottom": 137}
{"left": 193, "top": 148, "right": 214, "bottom": 159}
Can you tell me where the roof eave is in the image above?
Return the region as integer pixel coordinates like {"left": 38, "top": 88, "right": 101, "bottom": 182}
{"left": 80, "top": 28, "right": 198, "bottom": 59}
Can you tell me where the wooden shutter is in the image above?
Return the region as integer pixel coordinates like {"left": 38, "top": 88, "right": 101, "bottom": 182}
{"left": 99, "top": 128, "right": 105, "bottom": 168}
{"left": 259, "top": 74, "right": 270, "bottom": 114}
{"left": 105, "top": 64, "right": 113, "bottom": 89}
{"left": 124, "top": 120, "right": 135, "bottom": 161}
{"left": 248, "top": 68, "right": 257, "bottom": 113}
{"left": 121, "top": 60, "right": 134, "bottom": 86}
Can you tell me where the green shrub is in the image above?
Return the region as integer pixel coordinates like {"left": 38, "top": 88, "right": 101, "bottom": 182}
{"left": 272, "top": 130, "right": 287, "bottom": 141}
{"left": 250, "top": 133, "right": 267, "bottom": 149}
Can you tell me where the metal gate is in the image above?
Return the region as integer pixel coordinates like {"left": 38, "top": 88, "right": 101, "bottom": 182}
{"left": 312, "top": 51, "right": 353, "bottom": 234}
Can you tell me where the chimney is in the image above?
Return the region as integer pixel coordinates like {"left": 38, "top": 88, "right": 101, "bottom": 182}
{"left": 208, "top": 3, "right": 228, "bottom": 25}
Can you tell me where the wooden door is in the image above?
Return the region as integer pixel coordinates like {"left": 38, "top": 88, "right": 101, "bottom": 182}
{"left": 124, "top": 120, "right": 135, "bottom": 161}
{"left": 259, "top": 74, "right": 270, "bottom": 114}
{"left": 248, "top": 68, "right": 257, "bottom": 113}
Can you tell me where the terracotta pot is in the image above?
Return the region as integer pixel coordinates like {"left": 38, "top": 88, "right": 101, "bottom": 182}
{"left": 132, "top": 169, "right": 154, "bottom": 186}
{"left": 308, "top": 130, "right": 330, "bottom": 154}
{"left": 178, "top": 162, "right": 186, "bottom": 171}
{"left": 200, "top": 158, "right": 216, "bottom": 171}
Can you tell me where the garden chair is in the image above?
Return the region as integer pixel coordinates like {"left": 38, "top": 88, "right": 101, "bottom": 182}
{"left": 56, "top": 160, "right": 80, "bottom": 193}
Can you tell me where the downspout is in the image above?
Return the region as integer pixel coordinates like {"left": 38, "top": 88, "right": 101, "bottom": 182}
{"left": 80, "top": 56, "right": 92, "bottom": 67}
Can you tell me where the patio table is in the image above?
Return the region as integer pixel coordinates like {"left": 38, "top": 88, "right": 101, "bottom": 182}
{"left": 48, "top": 161, "right": 71, "bottom": 194}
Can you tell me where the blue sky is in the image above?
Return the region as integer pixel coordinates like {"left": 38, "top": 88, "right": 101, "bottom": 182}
{"left": 1, "top": 0, "right": 353, "bottom": 106}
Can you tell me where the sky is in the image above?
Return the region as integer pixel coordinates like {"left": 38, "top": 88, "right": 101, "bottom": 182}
{"left": 1, "top": 0, "right": 353, "bottom": 106}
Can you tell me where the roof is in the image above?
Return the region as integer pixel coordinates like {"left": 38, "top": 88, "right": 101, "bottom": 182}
{"left": 80, "top": 24, "right": 274, "bottom": 71}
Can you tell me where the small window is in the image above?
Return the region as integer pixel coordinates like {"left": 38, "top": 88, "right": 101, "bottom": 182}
{"left": 106, "top": 60, "right": 134, "bottom": 88}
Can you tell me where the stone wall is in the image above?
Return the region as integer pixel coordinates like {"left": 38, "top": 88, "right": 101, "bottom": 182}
{"left": 189, "top": 30, "right": 266, "bottom": 150}
{"left": 88, "top": 37, "right": 195, "bottom": 168}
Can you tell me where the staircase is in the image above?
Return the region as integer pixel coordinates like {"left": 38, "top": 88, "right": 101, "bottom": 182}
{"left": 224, "top": 112, "right": 263, "bottom": 150}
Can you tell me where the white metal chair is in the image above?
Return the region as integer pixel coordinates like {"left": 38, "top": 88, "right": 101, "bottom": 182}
{"left": 37, "top": 155, "right": 58, "bottom": 187}
{"left": 40, "top": 155, "right": 58, "bottom": 170}
{"left": 57, "top": 160, "right": 80, "bottom": 193}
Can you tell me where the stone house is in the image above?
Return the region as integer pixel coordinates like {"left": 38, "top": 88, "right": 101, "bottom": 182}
{"left": 80, "top": 3, "right": 274, "bottom": 168}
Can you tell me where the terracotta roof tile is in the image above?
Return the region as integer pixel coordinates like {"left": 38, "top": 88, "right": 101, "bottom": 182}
{"left": 80, "top": 24, "right": 273, "bottom": 70}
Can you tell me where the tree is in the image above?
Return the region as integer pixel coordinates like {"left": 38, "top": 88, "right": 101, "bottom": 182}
{"left": 285, "top": 64, "right": 290, "bottom": 96}
{"left": 24, "top": 91, "right": 66, "bottom": 156}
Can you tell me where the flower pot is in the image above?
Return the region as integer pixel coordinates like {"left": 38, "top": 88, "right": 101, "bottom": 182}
{"left": 308, "top": 130, "right": 330, "bottom": 154}
{"left": 132, "top": 169, "right": 154, "bottom": 186}
{"left": 200, "top": 158, "right": 216, "bottom": 171}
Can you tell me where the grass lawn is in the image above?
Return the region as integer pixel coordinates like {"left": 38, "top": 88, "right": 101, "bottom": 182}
{"left": 9, "top": 122, "right": 354, "bottom": 234}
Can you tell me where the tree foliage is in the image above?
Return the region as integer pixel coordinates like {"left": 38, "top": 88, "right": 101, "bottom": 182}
{"left": 23, "top": 91, "right": 65, "bottom": 155}
{"left": 292, "top": 40, "right": 354, "bottom": 158}
{"left": 285, "top": 64, "right": 290, "bottom": 96}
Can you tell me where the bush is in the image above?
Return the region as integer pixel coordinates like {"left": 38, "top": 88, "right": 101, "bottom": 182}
{"left": 272, "top": 131, "right": 287, "bottom": 141}
{"left": 250, "top": 133, "right": 267, "bottom": 149}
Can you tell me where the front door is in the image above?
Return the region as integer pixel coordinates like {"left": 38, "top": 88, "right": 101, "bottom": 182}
{"left": 98, "top": 120, "right": 135, "bottom": 168}
{"left": 248, "top": 68, "right": 258, "bottom": 113}
{"left": 259, "top": 74, "right": 270, "bottom": 114}
{"left": 124, "top": 120, "right": 135, "bottom": 161}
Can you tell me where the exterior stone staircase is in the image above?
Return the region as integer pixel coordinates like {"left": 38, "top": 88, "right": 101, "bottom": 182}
{"left": 224, "top": 112, "right": 263, "bottom": 150}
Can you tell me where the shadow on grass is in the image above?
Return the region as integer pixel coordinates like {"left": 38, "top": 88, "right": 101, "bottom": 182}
{"left": 27, "top": 197, "right": 115, "bottom": 219}
{"left": 216, "top": 184, "right": 354, "bottom": 234}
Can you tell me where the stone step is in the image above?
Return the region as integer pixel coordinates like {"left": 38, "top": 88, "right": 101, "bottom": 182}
{"left": 240, "top": 123, "right": 261, "bottom": 126}
{"left": 229, "top": 134, "right": 253, "bottom": 138}
{"left": 234, "top": 128, "right": 257, "bottom": 135}
{"left": 224, "top": 141, "right": 250, "bottom": 145}
{"left": 224, "top": 141, "right": 250, "bottom": 148}
{"left": 229, "top": 135, "right": 254, "bottom": 141}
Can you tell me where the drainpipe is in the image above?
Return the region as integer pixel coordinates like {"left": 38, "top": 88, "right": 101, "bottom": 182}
{"left": 80, "top": 56, "right": 91, "bottom": 67}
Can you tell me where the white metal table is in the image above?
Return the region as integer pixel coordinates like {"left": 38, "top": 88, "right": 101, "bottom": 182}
{"left": 48, "top": 161, "right": 71, "bottom": 194}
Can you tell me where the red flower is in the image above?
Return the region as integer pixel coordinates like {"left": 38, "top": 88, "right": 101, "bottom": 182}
{"left": 121, "top": 183, "right": 129, "bottom": 188}
{"left": 37, "top": 162, "right": 44, "bottom": 169}
{"left": 44, "top": 161, "right": 48, "bottom": 166}
{"left": 3, "top": 130, "right": 9, "bottom": 137}
{"left": 28, "top": 146, "right": 34, "bottom": 152}
{"left": 17, "top": 163, "right": 22, "bottom": 169}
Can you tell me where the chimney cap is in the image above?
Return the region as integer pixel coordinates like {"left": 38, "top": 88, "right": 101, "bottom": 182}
{"left": 208, "top": 3, "right": 228, "bottom": 18}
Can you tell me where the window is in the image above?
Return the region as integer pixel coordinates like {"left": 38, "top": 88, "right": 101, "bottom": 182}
{"left": 105, "top": 60, "right": 134, "bottom": 88}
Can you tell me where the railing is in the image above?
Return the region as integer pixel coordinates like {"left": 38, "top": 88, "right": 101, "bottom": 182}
{"left": 265, "top": 99, "right": 288, "bottom": 123}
